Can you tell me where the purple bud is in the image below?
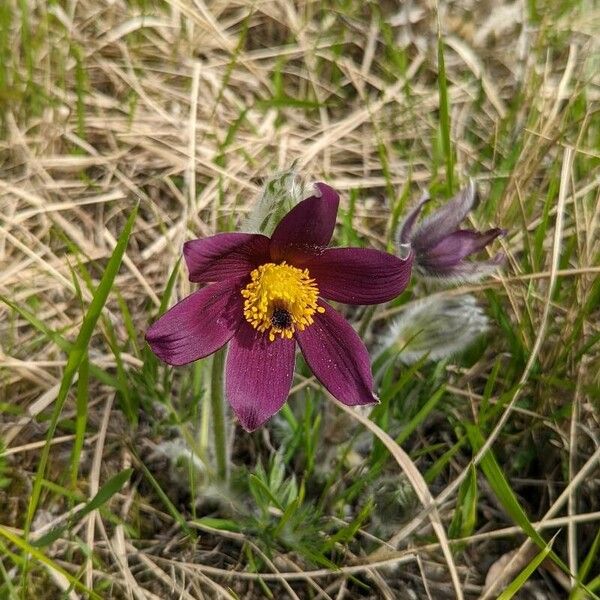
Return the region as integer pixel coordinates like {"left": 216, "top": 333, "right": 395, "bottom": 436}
{"left": 396, "top": 183, "right": 505, "bottom": 284}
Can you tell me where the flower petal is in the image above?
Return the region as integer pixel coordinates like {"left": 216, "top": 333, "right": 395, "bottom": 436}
{"left": 419, "top": 252, "right": 506, "bottom": 284}
{"left": 145, "top": 279, "right": 244, "bottom": 366}
{"left": 269, "top": 182, "right": 339, "bottom": 263}
{"left": 397, "top": 193, "right": 429, "bottom": 244}
{"left": 296, "top": 301, "right": 377, "bottom": 406}
{"left": 225, "top": 322, "right": 296, "bottom": 431}
{"left": 305, "top": 247, "right": 414, "bottom": 304}
{"left": 420, "top": 228, "right": 504, "bottom": 269}
{"left": 412, "top": 182, "right": 477, "bottom": 250}
{"left": 184, "top": 233, "right": 270, "bottom": 283}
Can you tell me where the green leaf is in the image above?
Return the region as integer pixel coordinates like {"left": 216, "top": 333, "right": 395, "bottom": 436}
{"left": 249, "top": 474, "right": 284, "bottom": 512}
{"left": 83, "top": 468, "right": 133, "bottom": 514}
{"left": 194, "top": 517, "right": 242, "bottom": 533}
{"left": 323, "top": 500, "right": 373, "bottom": 551}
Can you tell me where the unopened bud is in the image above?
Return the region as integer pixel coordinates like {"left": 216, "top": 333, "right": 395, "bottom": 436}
{"left": 380, "top": 295, "right": 489, "bottom": 364}
{"left": 243, "top": 168, "right": 317, "bottom": 236}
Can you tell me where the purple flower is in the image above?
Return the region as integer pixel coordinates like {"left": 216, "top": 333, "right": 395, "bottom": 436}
{"left": 397, "top": 182, "right": 505, "bottom": 284}
{"left": 146, "top": 183, "right": 413, "bottom": 431}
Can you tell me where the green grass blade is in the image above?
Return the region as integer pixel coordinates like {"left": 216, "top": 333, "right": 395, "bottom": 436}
{"left": 24, "top": 204, "right": 138, "bottom": 536}
{"left": 33, "top": 469, "right": 132, "bottom": 547}
{"left": 69, "top": 353, "right": 89, "bottom": 491}
{"left": 466, "top": 424, "right": 598, "bottom": 598}
{"left": 158, "top": 257, "right": 182, "bottom": 316}
{"left": 396, "top": 385, "right": 446, "bottom": 445}
{"left": 571, "top": 527, "right": 600, "bottom": 600}
{"left": 132, "top": 450, "right": 194, "bottom": 537}
{"left": 0, "top": 296, "right": 121, "bottom": 391}
{"left": 425, "top": 435, "right": 466, "bottom": 483}
{"left": 449, "top": 464, "right": 478, "bottom": 539}
{"left": 116, "top": 292, "right": 140, "bottom": 357}
{"left": 437, "top": 30, "right": 454, "bottom": 196}
{"left": 0, "top": 541, "right": 19, "bottom": 596}
{"left": 466, "top": 424, "right": 543, "bottom": 540}
{"left": 103, "top": 318, "right": 136, "bottom": 424}
{"left": 71, "top": 43, "right": 87, "bottom": 140}
{"left": 0, "top": 526, "right": 102, "bottom": 599}
{"left": 496, "top": 539, "right": 553, "bottom": 600}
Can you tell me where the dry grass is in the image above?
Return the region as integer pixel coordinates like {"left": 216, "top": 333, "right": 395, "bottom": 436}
{"left": 1, "top": 0, "right": 600, "bottom": 598}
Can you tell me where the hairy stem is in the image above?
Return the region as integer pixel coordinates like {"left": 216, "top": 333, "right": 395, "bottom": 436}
{"left": 210, "top": 347, "right": 229, "bottom": 482}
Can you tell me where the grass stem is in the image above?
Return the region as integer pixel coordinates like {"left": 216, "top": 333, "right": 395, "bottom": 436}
{"left": 437, "top": 27, "right": 454, "bottom": 195}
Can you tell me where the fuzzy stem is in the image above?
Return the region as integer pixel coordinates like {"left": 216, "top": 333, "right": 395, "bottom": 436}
{"left": 210, "top": 347, "right": 229, "bottom": 482}
{"left": 358, "top": 305, "right": 376, "bottom": 338}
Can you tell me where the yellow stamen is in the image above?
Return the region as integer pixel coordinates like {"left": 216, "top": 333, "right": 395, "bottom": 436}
{"left": 241, "top": 262, "right": 325, "bottom": 341}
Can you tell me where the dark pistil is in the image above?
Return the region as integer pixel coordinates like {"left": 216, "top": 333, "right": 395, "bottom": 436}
{"left": 271, "top": 307, "right": 293, "bottom": 329}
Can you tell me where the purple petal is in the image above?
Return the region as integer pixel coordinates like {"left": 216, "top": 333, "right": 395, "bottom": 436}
{"left": 225, "top": 322, "right": 296, "bottom": 431}
{"left": 420, "top": 228, "right": 504, "bottom": 269}
{"left": 184, "top": 233, "right": 270, "bottom": 283}
{"left": 412, "top": 182, "right": 477, "bottom": 250}
{"left": 305, "top": 247, "right": 414, "bottom": 305}
{"left": 269, "top": 182, "right": 339, "bottom": 264}
{"left": 418, "top": 252, "right": 505, "bottom": 284}
{"left": 397, "top": 193, "right": 429, "bottom": 244}
{"left": 146, "top": 279, "right": 244, "bottom": 366}
{"left": 296, "top": 301, "right": 377, "bottom": 406}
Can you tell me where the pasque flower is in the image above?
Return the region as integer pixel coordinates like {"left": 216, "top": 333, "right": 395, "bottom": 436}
{"left": 397, "top": 182, "right": 505, "bottom": 284}
{"left": 146, "top": 183, "right": 413, "bottom": 431}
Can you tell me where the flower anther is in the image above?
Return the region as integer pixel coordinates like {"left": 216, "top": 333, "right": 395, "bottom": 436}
{"left": 241, "top": 262, "right": 324, "bottom": 341}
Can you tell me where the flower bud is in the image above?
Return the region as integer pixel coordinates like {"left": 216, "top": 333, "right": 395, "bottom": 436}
{"left": 380, "top": 294, "right": 489, "bottom": 364}
{"left": 243, "top": 168, "right": 316, "bottom": 236}
{"left": 396, "top": 183, "right": 505, "bottom": 285}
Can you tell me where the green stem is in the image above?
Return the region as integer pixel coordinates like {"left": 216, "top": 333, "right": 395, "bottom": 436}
{"left": 210, "top": 347, "right": 229, "bottom": 482}
{"left": 437, "top": 30, "right": 454, "bottom": 196}
{"left": 358, "top": 305, "right": 377, "bottom": 338}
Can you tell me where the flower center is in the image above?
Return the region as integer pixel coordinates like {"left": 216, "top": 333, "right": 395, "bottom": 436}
{"left": 241, "top": 262, "right": 324, "bottom": 342}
